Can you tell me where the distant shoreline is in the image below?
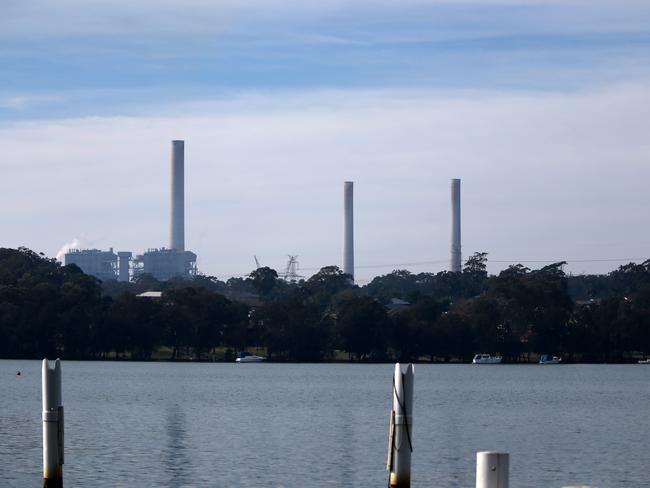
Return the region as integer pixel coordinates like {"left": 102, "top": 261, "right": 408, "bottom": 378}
{"left": 2, "top": 357, "right": 645, "bottom": 365}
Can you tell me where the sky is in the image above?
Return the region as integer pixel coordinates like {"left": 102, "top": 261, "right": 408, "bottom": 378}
{"left": 1, "top": 0, "right": 650, "bottom": 283}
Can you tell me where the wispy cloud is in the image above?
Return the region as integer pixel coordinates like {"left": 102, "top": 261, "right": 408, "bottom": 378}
{"left": 1, "top": 0, "right": 649, "bottom": 121}
{"left": 0, "top": 94, "right": 64, "bottom": 111}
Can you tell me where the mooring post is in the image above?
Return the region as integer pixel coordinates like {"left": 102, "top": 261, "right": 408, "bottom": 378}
{"left": 476, "top": 451, "right": 509, "bottom": 488}
{"left": 387, "top": 363, "right": 414, "bottom": 488}
{"left": 42, "top": 359, "right": 63, "bottom": 488}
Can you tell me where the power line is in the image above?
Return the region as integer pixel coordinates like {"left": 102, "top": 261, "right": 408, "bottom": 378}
{"left": 490, "top": 258, "right": 644, "bottom": 264}
{"left": 215, "top": 257, "right": 645, "bottom": 280}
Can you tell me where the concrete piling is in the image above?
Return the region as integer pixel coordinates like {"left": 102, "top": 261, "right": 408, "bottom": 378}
{"left": 387, "top": 363, "right": 414, "bottom": 488}
{"left": 42, "top": 359, "right": 63, "bottom": 488}
{"left": 476, "top": 451, "right": 509, "bottom": 488}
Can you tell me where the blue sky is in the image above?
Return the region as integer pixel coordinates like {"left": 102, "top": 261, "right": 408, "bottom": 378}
{"left": 2, "top": 0, "right": 650, "bottom": 281}
{"left": 2, "top": 0, "right": 650, "bottom": 119}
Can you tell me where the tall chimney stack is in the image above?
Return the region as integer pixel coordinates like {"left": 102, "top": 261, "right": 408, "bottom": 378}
{"left": 343, "top": 181, "right": 354, "bottom": 281}
{"left": 170, "top": 140, "right": 185, "bottom": 251}
{"left": 450, "top": 178, "right": 462, "bottom": 272}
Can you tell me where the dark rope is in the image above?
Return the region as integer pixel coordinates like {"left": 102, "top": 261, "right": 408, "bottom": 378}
{"left": 387, "top": 410, "right": 394, "bottom": 488}
{"left": 392, "top": 373, "right": 413, "bottom": 452}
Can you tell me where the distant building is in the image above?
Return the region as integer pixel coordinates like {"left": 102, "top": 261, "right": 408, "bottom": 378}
{"left": 61, "top": 140, "right": 198, "bottom": 284}
{"left": 133, "top": 248, "right": 197, "bottom": 281}
{"left": 64, "top": 248, "right": 118, "bottom": 281}
{"left": 130, "top": 141, "right": 198, "bottom": 282}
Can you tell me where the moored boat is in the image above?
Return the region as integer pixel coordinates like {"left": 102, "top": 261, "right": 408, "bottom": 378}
{"left": 235, "top": 351, "right": 266, "bottom": 363}
{"left": 472, "top": 354, "right": 502, "bottom": 364}
{"left": 539, "top": 355, "right": 562, "bottom": 365}
{"left": 638, "top": 359, "right": 650, "bottom": 364}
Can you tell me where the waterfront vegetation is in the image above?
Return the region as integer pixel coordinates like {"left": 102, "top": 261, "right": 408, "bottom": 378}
{"left": 1, "top": 247, "right": 649, "bottom": 362}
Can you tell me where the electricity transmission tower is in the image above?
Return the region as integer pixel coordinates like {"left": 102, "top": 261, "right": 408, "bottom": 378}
{"left": 282, "top": 255, "right": 304, "bottom": 283}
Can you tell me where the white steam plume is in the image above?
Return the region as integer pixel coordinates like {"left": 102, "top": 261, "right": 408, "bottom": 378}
{"left": 56, "top": 237, "right": 83, "bottom": 262}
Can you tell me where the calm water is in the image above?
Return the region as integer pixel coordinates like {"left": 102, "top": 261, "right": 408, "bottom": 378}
{"left": 1, "top": 361, "right": 648, "bottom": 487}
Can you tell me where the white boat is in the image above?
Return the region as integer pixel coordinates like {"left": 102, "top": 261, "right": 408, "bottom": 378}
{"left": 235, "top": 352, "right": 266, "bottom": 363}
{"left": 638, "top": 359, "right": 650, "bottom": 364}
{"left": 539, "top": 355, "right": 562, "bottom": 365}
{"left": 472, "top": 354, "right": 502, "bottom": 364}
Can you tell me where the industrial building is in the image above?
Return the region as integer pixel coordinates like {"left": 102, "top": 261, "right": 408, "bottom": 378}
{"left": 117, "top": 251, "right": 132, "bottom": 282}
{"left": 64, "top": 248, "right": 120, "bottom": 282}
{"left": 133, "top": 248, "right": 197, "bottom": 281}
{"left": 62, "top": 140, "right": 197, "bottom": 282}
{"left": 132, "top": 140, "right": 197, "bottom": 281}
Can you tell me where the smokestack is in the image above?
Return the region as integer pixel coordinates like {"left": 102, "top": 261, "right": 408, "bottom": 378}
{"left": 170, "top": 140, "right": 185, "bottom": 251}
{"left": 343, "top": 181, "right": 354, "bottom": 281}
{"left": 450, "top": 178, "right": 462, "bottom": 272}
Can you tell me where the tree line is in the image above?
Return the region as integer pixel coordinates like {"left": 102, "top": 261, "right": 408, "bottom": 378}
{"left": 1, "top": 247, "right": 649, "bottom": 362}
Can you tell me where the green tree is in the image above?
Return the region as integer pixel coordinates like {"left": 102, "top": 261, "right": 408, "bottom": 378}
{"left": 336, "top": 296, "right": 388, "bottom": 360}
{"left": 248, "top": 267, "right": 278, "bottom": 297}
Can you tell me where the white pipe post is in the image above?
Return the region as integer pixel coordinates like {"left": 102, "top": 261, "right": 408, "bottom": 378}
{"left": 476, "top": 451, "right": 509, "bottom": 488}
{"left": 42, "top": 359, "right": 63, "bottom": 488}
{"left": 387, "top": 363, "right": 414, "bottom": 488}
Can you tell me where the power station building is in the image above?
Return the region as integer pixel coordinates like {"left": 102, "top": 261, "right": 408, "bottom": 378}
{"left": 63, "top": 140, "right": 197, "bottom": 282}
{"left": 133, "top": 248, "right": 197, "bottom": 281}
{"left": 133, "top": 140, "right": 197, "bottom": 281}
{"left": 64, "top": 248, "right": 120, "bottom": 281}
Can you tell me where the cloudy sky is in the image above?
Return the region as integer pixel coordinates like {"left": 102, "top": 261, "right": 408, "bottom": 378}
{"left": 1, "top": 0, "right": 650, "bottom": 282}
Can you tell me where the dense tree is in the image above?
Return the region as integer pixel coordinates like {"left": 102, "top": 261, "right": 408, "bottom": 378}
{"left": 0, "top": 248, "right": 104, "bottom": 358}
{"left": 390, "top": 297, "right": 449, "bottom": 361}
{"left": 2, "top": 246, "right": 650, "bottom": 362}
{"left": 336, "top": 296, "right": 388, "bottom": 360}
{"left": 306, "top": 266, "right": 353, "bottom": 294}
{"left": 248, "top": 267, "right": 278, "bottom": 297}
{"left": 365, "top": 270, "right": 429, "bottom": 303}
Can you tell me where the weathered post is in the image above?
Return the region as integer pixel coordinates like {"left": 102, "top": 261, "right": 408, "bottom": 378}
{"left": 387, "top": 363, "right": 414, "bottom": 488}
{"left": 42, "top": 359, "right": 63, "bottom": 488}
{"left": 476, "top": 451, "right": 509, "bottom": 488}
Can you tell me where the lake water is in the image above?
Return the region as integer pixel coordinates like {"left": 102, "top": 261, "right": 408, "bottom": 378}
{"left": 1, "top": 361, "right": 648, "bottom": 487}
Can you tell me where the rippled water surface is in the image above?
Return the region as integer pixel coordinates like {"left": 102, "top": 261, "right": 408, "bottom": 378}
{"left": 1, "top": 361, "right": 648, "bottom": 487}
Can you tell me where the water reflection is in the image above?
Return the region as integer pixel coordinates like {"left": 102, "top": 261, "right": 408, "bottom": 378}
{"left": 0, "top": 362, "right": 648, "bottom": 487}
{"left": 164, "top": 403, "right": 191, "bottom": 488}
{"left": 336, "top": 404, "right": 355, "bottom": 486}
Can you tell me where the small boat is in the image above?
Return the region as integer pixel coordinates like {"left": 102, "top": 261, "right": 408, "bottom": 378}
{"left": 235, "top": 352, "right": 266, "bottom": 363}
{"left": 472, "top": 354, "right": 502, "bottom": 364}
{"left": 539, "top": 355, "right": 562, "bottom": 365}
{"left": 638, "top": 359, "right": 650, "bottom": 364}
